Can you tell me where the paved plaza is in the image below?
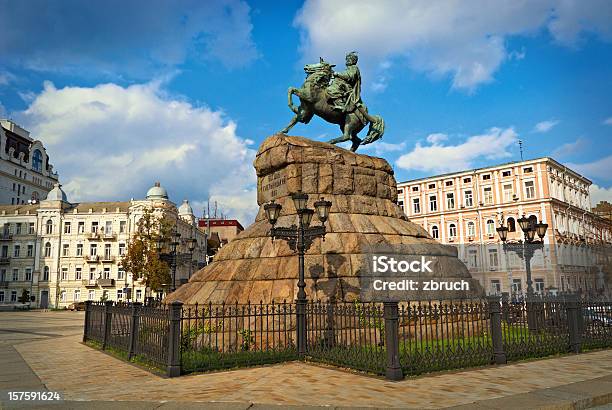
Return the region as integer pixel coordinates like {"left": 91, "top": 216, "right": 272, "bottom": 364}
{"left": 1, "top": 310, "right": 612, "bottom": 409}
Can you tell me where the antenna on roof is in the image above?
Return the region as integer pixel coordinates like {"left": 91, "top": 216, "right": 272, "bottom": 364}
{"left": 518, "top": 140, "right": 524, "bottom": 161}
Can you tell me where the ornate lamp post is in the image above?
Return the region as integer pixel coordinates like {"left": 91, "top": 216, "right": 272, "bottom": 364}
{"left": 187, "top": 237, "right": 197, "bottom": 279}
{"left": 264, "top": 192, "right": 332, "bottom": 354}
{"left": 169, "top": 230, "right": 181, "bottom": 292}
{"left": 497, "top": 215, "right": 548, "bottom": 331}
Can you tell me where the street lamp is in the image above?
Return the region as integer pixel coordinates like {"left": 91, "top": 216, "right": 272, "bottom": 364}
{"left": 187, "top": 237, "right": 197, "bottom": 279}
{"left": 170, "top": 230, "right": 181, "bottom": 292}
{"left": 264, "top": 192, "right": 332, "bottom": 354}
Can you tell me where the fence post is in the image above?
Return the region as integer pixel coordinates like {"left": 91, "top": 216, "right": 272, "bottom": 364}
{"left": 486, "top": 295, "right": 507, "bottom": 364}
{"left": 127, "top": 302, "right": 142, "bottom": 360}
{"left": 167, "top": 300, "right": 183, "bottom": 377}
{"left": 82, "top": 300, "right": 92, "bottom": 343}
{"left": 566, "top": 294, "right": 582, "bottom": 353}
{"left": 383, "top": 301, "right": 403, "bottom": 381}
{"left": 296, "top": 299, "right": 307, "bottom": 355}
{"left": 102, "top": 300, "right": 113, "bottom": 350}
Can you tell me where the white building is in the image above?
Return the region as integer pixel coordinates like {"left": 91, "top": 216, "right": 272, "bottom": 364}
{"left": 0, "top": 182, "right": 206, "bottom": 308}
{"left": 0, "top": 120, "right": 59, "bottom": 205}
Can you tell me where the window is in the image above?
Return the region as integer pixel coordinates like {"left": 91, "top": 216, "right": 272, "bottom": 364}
{"left": 27, "top": 244, "right": 33, "bottom": 257}
{"left": 78, "top": 222, "right": 85, "bottom": 234}
{"left": 103, "top": 267, "right": 110, "bottom": 279}
{"left": 398, "top": 200, "right": 404, "bottom": 211}
{"left": 136, "top": 289, "right": 142, "bottom": 301}
{"left": 43, "top": 266, "right": 49, "bottom": 281}
{"left": 0, "top": 292, "right": 4, "bottom": 302}
{"left": 28, "top": 222, "right": 35, "bottom": 234}
{"left": 105, "top": 221, "right": 112, "bottom": 234}
{"left": 463, "top": 177, "right": 471, "bottom": 183}
{"left": 64, "top": 222, "right": 71, "bottom": 234}
{"left": 89, "top": 268, "right": 96, "bottom": 280}
{"left": 445, "top": 181, "right": 453, "bottom": 186}
{"left": 468, "top": 249, "right": 478, "bottom": 268}
{"left": 446, "top": 192, "right": 455, "bottom": 209}
{"left": 91, "top": 222, "right": 99, "bottom": 233}
{"left": 15, "top": 223, "right": 22, "bottom": 235}
{"left": 535, "top": 278, "right": 545, "bottom": 294}
{"left": 503, "top": 184, "right": 513, "bottom": 202}
{"left": 25, "top": 268, "right": 32, "bottom": 281}
{"left": 488, "top": 248, "right": 498, "bottom": 268}
{"left": 32, "top": 149, "right": 43, "bottom": 172}
{"left": 1, "top": 245, "right": 7, "bottom": 258}
{"left": 118, "top": 269, "right": 124, "bottom": 280}
{"left": 412, "top": 198, "right": 421, "bottom": 213}
{"left": 102, "top": 290, "right": 108, "bottom": 300}
{"left": 523, "top": 166, "right": 533, "bottom": 173}
{"left": 44, "top": 242, "right": 51, "bottom": 257}
{"left": 45, "top": 219, "right": 53, "bottom": 235}
{"left": 486, "top": 219, "right": 495, "bottom": 236}
{"left": 411, "top": 186, "right": 419, "bottom": 192}
{"left": 483, "top": 187, "right": 493, "bottom": 205}
{"left": 62, "top": 244, "right": 69, "bottom": 257}
{"left": 428, "top": 183, "right": 436, "bottom": 189}
{"left": 11, "top": 291, "right": 17, "bottom": 302}
{"left": 117, "top": 289, "right": 123, "bottom": 300}
{"left": 13, "top": 245, "right": 20, "bottom": 257}
{"left": 512, "top": 279, "right": 522, "bottom": 294}
{"left": 61, "top": 267, "right": 68, "bottom": 280}
{"left": 104, "top": 244, "right": 111, "bottom": 259}
{"left": 482, "top": 174, "right": 491, "bottom": 181}
{"left": 429, "top": 195, "right": 437, "bottom": 212}
{"left": 502, "top": 170, "right": 512, "bottom": 177}
{"left": 490, "top": 279, "right": 501, "bottom": 294}
{"left": 119, "top": 221, "right": 127, "bottom": 233}
{"left": 60, "top": 291, "right": 66, "bottom": 302}
{"left": 76, "top": 243, "right": 83, "bottom": 256}
{"left": 449, "top": 223, "right": 457, "bottom": 238}
{"left": 74, "top": 289, "right": 81, "bottom": 302}
{"left": 507, "top": 217, "right": 516, "bottom": 232}
{"left": 90, "top": 244, "right": 97, "bottom": 256}
{"left": 12, "top": 269, "right": 18, "bottom": 281}
{"left": 88, "top": 290, "right": 95, "bottom": 301}
{"left": 467, "top": 221, "right": 475, "bottom": 237}
{"left": 397, "top": 188, "right": 404, "bottom": 194}
{"left": 75, "top": 267, "right": 82, "bottom": 280}
{"left": 464, "top": 190, "right": 473, "bottom": 207}
{"left": 524, "top": 180, "right": 535, "bottom": 199}
{"left": 431, "top": 225, "right": 439, "bottom": 239}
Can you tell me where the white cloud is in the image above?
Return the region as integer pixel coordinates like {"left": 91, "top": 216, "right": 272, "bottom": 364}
{"left": 603, "top": 117, "right": 612, "bottom": 125}
{"left": 0, "top": 71, "right": 16, "bottom": 86}
{"left": 426, "top": 133, "right": 448, "bottom": 144}
{"left": 294, "top": 0, "right": 612, "bottom": 91}
{"left": 567, "top": 155, "right": 612, "bottom": 183}
{"left": 551, "top": 137, "right": 586, "bottom": 158}
{"left": 590, "top": 184, "right": 612, "bottom": 207}
{"left": 360, "top": 141, "right": 406, "bottom": 157}
{"left": 533, "top": 119, "right": 559, "bottom": 133}
{"left": 396, "top": 127, "right": 518, "bottom": 173}
{"left": 16, "top": 80, "right": 258, "bottom": 224}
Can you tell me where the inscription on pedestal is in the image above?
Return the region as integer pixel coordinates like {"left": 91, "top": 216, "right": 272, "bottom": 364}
{"left": 260, "top": 170, "right": 288, "bottom": 202}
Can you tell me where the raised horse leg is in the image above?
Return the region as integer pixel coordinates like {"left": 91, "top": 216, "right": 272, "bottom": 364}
{"left": 280, "top": 115, "right": 299, "bottom": 134}
{"left": 280, "top": 87, "right": 301, "bottom": 134}
{"left": 328, "top": 122, "right": 352, "bottom": 145}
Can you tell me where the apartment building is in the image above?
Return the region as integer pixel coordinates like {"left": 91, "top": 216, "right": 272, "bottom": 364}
{"left": 0, "top": 182, "right": 206, "bottom": 308}
{"left": 397, "top": 157, "right": 612, "bottom": 296}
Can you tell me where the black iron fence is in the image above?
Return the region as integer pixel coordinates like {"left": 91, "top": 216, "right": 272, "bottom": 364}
{"left": 83, "top": 295, "right": 612, "bottom": 379}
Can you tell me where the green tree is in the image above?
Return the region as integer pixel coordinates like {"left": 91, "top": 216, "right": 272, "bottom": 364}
{"left": 121, "top": 207, "right": 173, "bottom": 293}
{"left": 18, "top": 289, "right": 30, "bottom": 304}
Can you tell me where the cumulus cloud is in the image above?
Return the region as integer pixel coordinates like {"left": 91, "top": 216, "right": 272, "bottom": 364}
{"left": 590, "top": 184, "right": 612, "bottom": 207}
{"left": 16, "top": 80, "right": 259, "bottom": 224}
{"left": 551, "top": 137, "right": 587, "bottom": 158}
{"left": 533, "top": 119, "right": 559, "bottom": 133}
{"left": 0, "top": 0, "right": 258, "bottom": 76}
{"left": 294, "top": 0, "right": 612, "bottom": 91}
{"left": 360, "top": 141, "right": 407, "bottom": 157}
{"left": 395, "top": 127, "right": 518, "bottom": 173}
{"left": 426, "top": 133, "right": 448, "bottom": 144}
{"left": 568, "top": 155, "right": 612, "bottom": 183}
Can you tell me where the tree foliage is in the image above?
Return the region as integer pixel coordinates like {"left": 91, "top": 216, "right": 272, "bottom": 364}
{"left": 121, "top": 207, "right": 174, "bottom": 292}
{"left": 18, "top": 289, "right": 30, "bottom": 304}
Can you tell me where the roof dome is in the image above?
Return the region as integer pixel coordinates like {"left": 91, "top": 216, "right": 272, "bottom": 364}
{"left": 178, "top": 199, "right": 193, "bottom": 215}
{"left": 45, "top": 183, "right": 68, "bottom": 202}
{"left": 146, "top": 182, "right": 168, "bottom": 200}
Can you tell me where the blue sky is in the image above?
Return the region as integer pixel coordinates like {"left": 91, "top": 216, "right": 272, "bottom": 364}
{"left": 0, "top": 0, "right": 611, "bottom": 223}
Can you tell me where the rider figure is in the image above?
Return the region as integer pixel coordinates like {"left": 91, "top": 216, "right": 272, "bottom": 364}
{"left": 328, "top": 51, "right": 361, "bottom": 113}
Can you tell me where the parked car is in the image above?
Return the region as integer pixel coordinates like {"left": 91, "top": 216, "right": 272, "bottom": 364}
{"left": 583, "top": 308, "right": 612, "bottom": 327}
{"left": 68, "top": 301, "right": 86, "bottom": 311}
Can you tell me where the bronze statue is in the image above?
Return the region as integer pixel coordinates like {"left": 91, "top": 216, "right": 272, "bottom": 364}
{"left": 280, "top": 52, "right": 384, "bottom": 152}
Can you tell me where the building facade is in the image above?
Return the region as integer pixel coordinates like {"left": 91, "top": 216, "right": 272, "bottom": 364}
{"left": 0, "top": 120, "right": 59, "bottom": 205}
{"left": 397, "top": 157, "right": 612, "bottom": 296}
{"left": 0, "top": 182, "right": 206, "bottom": 308}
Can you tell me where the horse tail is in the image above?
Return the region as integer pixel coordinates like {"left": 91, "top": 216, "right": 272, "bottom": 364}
{"left": 363, "top": 114, "right": 385, "bottom": 145}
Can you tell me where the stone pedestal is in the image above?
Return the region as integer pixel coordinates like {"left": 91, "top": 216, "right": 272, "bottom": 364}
{"left": 166, "top": 134, "right": 482, "bottom": 304}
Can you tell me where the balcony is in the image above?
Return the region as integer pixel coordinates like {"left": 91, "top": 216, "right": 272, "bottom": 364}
{"left": 0, "top": 281, "right": 8, "bottom": 288}
{"left": 100, "top": 255, "right": 116, "bottom": 263}
{"left": 82, "top": 279, "right": 97, "bottom": 287}
{"left": 98, "top": 278, "right": 115, "bottom": 287}
{"left": 84, "top": 255, "right": 100, "bottom": 263}
{"left": 102, "top": 233, "right": 117, "bottom": 240}
{"left": 87, "top": 232, "right": 101, "bottom": 240}
{"left": 0, "top": 235, "right": 13, "bottom": 241}
{"left": 0, "top": 257, "right": 10, "bottom": 265}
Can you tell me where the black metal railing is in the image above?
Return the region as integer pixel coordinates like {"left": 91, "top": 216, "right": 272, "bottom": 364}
{"left": 83, "top": 295, "right": 612, "bottom": 379}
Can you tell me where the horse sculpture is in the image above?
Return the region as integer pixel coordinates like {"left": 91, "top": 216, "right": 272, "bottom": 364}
{"left": 280, "top": 58, "right": 385, "bottom": 152}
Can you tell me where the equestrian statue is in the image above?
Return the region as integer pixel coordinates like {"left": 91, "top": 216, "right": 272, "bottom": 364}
{"left": 280, "top": 52, "right": 385, "bottom": 152}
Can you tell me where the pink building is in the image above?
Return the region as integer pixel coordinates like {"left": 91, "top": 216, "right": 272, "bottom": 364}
{"left": 397, "top": 157, "right": 612, "bottom": 296}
